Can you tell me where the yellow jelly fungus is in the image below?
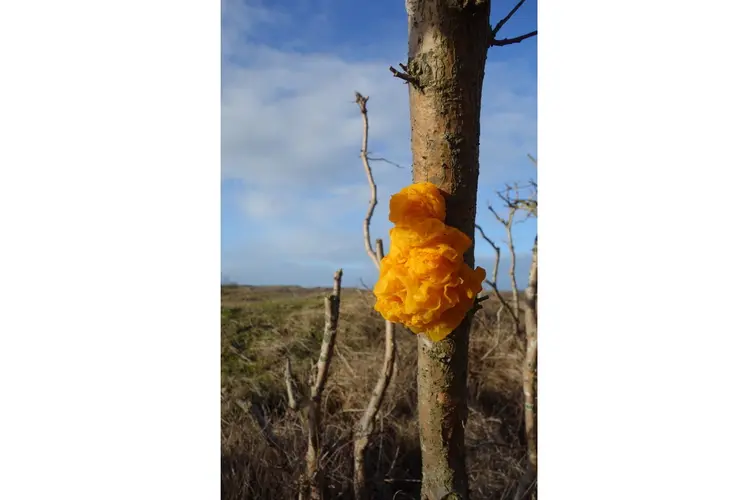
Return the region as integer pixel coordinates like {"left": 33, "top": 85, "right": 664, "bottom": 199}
{"left": 373, "top": 182, "right": 486, "bottom": 342}
{"left": 388, "top": 182, "right": 446, "bottom": 224}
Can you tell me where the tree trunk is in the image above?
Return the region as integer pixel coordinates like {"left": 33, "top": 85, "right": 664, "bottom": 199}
{"left": 514, "top": 236, "right": 537, "bottom": 500}
{"left": 523, "top": 237, "right": 538, "bottom": 472}
{"left": 521, "top": 237, "right": 538, "bottom": 500}
{"left": 405, "top": 1, "right": 490, "bottom": 498}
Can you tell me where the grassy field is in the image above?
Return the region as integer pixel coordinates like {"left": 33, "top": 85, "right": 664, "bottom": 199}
{"left": 221, "top": 284, "right": 529, "bottom": 500}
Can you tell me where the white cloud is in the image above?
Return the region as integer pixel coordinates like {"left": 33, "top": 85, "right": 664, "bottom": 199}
{"left": 222, "top": 47, "right": 411, "bottom": 190}
{"left": 221, "top": 1, "right": 537, "bottom": 285}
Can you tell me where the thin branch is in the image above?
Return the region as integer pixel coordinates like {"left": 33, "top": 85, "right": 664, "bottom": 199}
{"left": 491, "top": 0, "right": 527, "bottom": 37}
{"left": 490, "top": 194, "right": 521, "bottom": 322}
{"left": 375, "top": 239, "right": 385, "bottom": 261}
{"left": 476, "top": 223, "right": 518, "bottom": 355}
{"left": 354, "top": 240, "right": 396, "bottom": 500}
{"left": 498, "top": 185, "right": 537, "bottom": 219}
{"left": 304, "top": 268, "right": 343, "bottom": 500}
{"left": 505, "top": 208, "right": 520, "bottom": 321}
{"left": 284, "top": 357, "right": 300, "bottom": 411}
{"left": 479, "top": 302, "right": 506, "bottom": 362}
{"left": 235, "top": 400, "right": 291, "bottom": 462}
{"left": 368, "top": 156, "right": 406, "bottom": 169}
{"left": 388, "top": 65, "right": 420, "bottom": 87}
{"left": 351, "top": 97, "right": 398, "bottom": 499}
{"left": 311, "top": 270, "right": 343, "bottom": 400}
{"left": 491, "top": 30, "right": 538, "bottom": 47}
{"left": 355, "top": 91, "right": 381, "bottom": 269}
{"left": 335, "top": 345, "right": 358, "bottom": 379}
{"left": 475, "top": 224, "right": 500, "bottom": 285}
{"left": 487, "top": 204, "right": 506, "bottom": 225}
{"left": 356, "top": 323, "right": 395, "bottom": 435}
{"left": 526, "top": 237, "right": 538, "bottom": 318}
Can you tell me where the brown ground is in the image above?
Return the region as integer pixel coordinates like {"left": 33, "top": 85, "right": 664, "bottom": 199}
{"left": 221, "top": 284, "right": 528, "bottom": 500}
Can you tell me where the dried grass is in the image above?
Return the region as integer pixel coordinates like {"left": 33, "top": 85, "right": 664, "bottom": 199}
{"left": 222, "top": 285, "right": 529, "bottom": 500}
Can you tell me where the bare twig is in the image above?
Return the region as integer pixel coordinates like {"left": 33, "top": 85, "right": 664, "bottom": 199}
{"left": 488, "top": 198, "right": 520, "bottom": 324}
{"left": 310, "top": 272, "right": 343, "bottom": 400}
{"left": 355, "top": 92, "right": 381, "bottom": 269}
{"left": 359, "top": 278, "right": 372, "bottom": 292}
{"left": 298, "top": 269, "right": 343, "bottom": 500}
{"left": 388, "top": 65, "right": 420, "bottom": 87}
{"left": 354, "top": 241, "right": 397, "bottom": 500}
{"left": 284, "top": 357, "right": 300, "bottom": 411}
{"left": 352, "top": 94, "right": 398, "bottom": 500}
{"left": 368, "top": 156, "right": 406, "bottom": 169}
{"left": 235, "top": 400, "right": 293, "bottom": 463}
{"left": 375, "top": 239, "right": 384, "bottom": 261}
{"left": 475, "top": 223, "right": 500, "bottom": 286}
{"left": 476, "top": 222, "right": 516, "bottom": 315}
{"left": 355, "top": 320, "right": 396, "bottom": 495}
{"left": 498, "top": 184, "right": 537, "bottom": 219}
{"left": 491, "top": 0, "right": 527, "bottom": 37}
{"left": 505, "top": 210, "right": 519, "bottom": 321}
{"left": 476, "top": 223, "right": 518, "bottom": 357}
{"left": 479, "top": 302, "right": 506, "bottom": 362}
{"left": 490, "top": 0, "right": 537, "bottom": 48}
{"left": 491, "top": 30, "right": 537, "bottom": 47}
{"left": 335, "top": 345, "right": 358, "bottom": 379}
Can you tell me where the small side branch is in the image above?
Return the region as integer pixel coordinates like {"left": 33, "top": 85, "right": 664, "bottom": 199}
{"left": 491, "top": 0, "right": 527, "bottom": 37}
{"left": 235, "top": 400, "right": 291, "bottom": 464}
{"left": 488, "top": 200, "right": 520, "bottom": 325}
{"left": 388, "top": 63, "right": 421, "bottom": 88}
{"left": 489, "top": 0, "right": 537, "bottom": 48}
{"left": 475, "top": 223, "right": 500, "bottom": 285}
{"left": 368, "top": 156, "right": 406, "bottom": 169}
{"left": 475, "top": 223, "right": 516, "bottom": 323}
{"left": 475, "top": 223, "right": 518, "bottom": 357}
{"left": 491, "top": 31, "right": 537, "bottom": 47}
{"left": 284, "top": 357, "right": 300, "bottom": 411}
{"left": 355, "top": 92, "right": 381, "bottom": 270}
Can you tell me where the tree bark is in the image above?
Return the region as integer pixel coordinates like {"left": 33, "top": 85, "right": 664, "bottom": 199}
{"left": 405, "top": 1, "right": 490, "bottom": 499}
{"left": 521, "top": 237, "right": 538, "bottom": 497}
{"left": 523, "top": 237, "right": 537, "bottom": 472}
{"left": 514, "top": 236, "right": 537, "bottom": 500}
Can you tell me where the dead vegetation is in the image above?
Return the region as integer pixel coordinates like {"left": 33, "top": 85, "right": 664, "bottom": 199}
{"left": 221, "top": 100, "right": 537, "bottom": 499}
{"left": 222, "top": 285, "right": 528, "bottom": 500}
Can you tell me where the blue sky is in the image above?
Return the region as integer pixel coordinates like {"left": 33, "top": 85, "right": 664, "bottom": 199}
{"left": 221, "top": 0, "right": 537, "bottom": 289}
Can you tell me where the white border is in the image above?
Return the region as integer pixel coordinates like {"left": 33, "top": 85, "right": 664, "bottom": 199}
{"left": 1, "top": 0, "right": 748, "bottom": 498}
{"left": 0, "top": 0, "right": 219, "bottom": 498}
{"left": 541, "top": 0, "right": 750, "bottom": 498}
